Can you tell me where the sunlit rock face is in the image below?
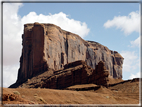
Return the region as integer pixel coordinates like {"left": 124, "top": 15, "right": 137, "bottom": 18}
{"left": 9, "top": 22, "right": 124, "bottom": 88}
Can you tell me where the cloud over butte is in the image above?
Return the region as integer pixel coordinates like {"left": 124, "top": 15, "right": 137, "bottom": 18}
{"left": 3, "top": 3, "right": 90, "bottom": 87}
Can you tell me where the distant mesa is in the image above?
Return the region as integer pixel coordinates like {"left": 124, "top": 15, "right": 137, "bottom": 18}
{"left": 9, "top": 22, "right": 124, "bottom": 89}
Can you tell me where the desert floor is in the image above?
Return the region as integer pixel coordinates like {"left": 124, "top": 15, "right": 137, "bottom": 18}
{"left": 2, "top": 78, "right": 141, "bottom": 106}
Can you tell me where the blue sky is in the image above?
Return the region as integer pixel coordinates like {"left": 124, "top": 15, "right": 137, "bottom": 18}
{"left": 18, "top": 3, "right": 140, "bottom": 50}
{"left": 2, "top": 1, "right": 141, "bottom": 87}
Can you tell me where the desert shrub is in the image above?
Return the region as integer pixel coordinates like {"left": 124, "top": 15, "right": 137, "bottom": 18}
{"left": 39, "top": 97, "right": 46, "bottom": 103}
{"left": 13, "top": 91, "right": 20, "bottom": 95}
{"left": 30, "top": 101, "right": 35, "bottom": 104}
{"left": 34, "top": 96, "right": 46, "bottom": 103}
{"left": 21, "top": 95, "right": 25, "bottom": 98}
{"left": 34, "top": 94, "right": 38, "bottom": 96}
{"left": 106, "top": 96, "right": 109, "bottom": 99}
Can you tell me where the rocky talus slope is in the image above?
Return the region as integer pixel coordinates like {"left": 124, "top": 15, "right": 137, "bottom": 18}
{"left": 9, "top": 22, "right": 124, "bottom": 88}
{"left": 14, "top": 60, "right": 109, "bottom": 89}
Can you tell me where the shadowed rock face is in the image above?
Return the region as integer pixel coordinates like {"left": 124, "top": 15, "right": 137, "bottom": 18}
{"left": 14, "top": 60, "right": 110, "bottom": 89}
{"left": 41, "top": 60, "right": 94, "bottom": 89}
{"left": 90, "top": 61, "right": 109, "bottom": 86}
{"left": 9, "top": 22, "right": 124, "bottom": 88}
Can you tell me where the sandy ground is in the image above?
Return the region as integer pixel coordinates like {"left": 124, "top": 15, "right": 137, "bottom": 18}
{"left": 1, "top": 78, "right": 141, "bottom": 107}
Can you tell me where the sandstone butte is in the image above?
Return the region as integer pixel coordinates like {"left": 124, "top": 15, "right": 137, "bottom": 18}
{"left": 9, "top": 22, "right": 124, "bottom": 89}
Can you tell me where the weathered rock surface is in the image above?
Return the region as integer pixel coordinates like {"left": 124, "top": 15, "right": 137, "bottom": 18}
{"left": 41, "top": 60, "right": 95, "bottom": 89}
{"left": 89, "top": 61, "right": 109, "bottom": 86}
{"left": 9, "top": 22, "right": 124, "bottom": 88}
{"left": 15, "top": 60, "right": 110, "bottom": 89}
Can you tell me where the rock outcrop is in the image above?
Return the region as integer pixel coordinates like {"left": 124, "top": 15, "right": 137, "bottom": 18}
{"left": 39, "top": 60, "right": 94, "bottom": 89}
{"left": 14, "top": 60, "right": 109, "bottom": 89}
{"left": 90, "top": 61, "right": 109, "bottom": 86}
{"left": 9, "top": 22, "right": 124, "bottom": 88}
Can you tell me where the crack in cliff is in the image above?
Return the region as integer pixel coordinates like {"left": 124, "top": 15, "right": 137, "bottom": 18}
{"left": 65, "top": 35, "right": 69, "bottom": 64}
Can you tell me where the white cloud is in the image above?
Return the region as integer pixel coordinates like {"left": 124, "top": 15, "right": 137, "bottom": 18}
{"left": 3, "top": 3, "right": 90, "bottom": 87}
{"left": 3, "top": 3, "right": 23, "bottom": 65}
{"left": 21, "top": 12, "right": 90, "bottom": 38}
{"left": 104, "top": 11, "right": 140, "bottom": 35}
{"left": 3, "top": 3, "right": 23, "bottom": 87}
{"left": 121, "top": 51, "right": 139, "bottom": 72}
{"left": 130, "top": 36, "right": 140, "bottom": 47}
{"left": 3, "top": 65, "right": 19, "bottom": 87}
{"left": 129, "top": 72, "right": 140, "bottom": 79}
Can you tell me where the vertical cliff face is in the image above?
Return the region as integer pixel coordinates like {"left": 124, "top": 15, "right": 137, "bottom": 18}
{"left": 43, "top": 23, "right": 87, "bottom": 71}
{"left": 17, "top": 23, "right": 48, "bottom": 85}
{"left": 13, "top": 22, "right": 123, "bottom": 87}
{"left": 85, "top": 41, "right": 123, "bottom": 79}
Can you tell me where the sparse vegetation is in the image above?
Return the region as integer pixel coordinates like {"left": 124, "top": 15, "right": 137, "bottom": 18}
{"left": 65, "top": 100, "right": 71, "bottom": 103}
{"left": 13, "top": 91, "right": 20, "bottom": 95}
{"left": 34, "top": 93, "right": 38, "bottom": 96}
{"left": 30, "top": 101, "right": 35, "bottom": 104}
{"left": 106, "top": 96, "right": 109, "bottom": 99}
{"left": 39, "top": 97, "right": 46, "bottom": 103}
{"left": 21, "top": 95, "right": 25, "bottom": 98}
{"left": 34, "top": 96, "right": 47, "bottom": 103}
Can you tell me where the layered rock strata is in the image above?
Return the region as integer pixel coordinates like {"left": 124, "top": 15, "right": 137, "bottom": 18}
{"left": 15, "top": 60, "right": 109, "bottom": 89}
{"left": 90, "top": 61, "right": 109, "bottom": 86}
{"left": 9, "top": 22, "right": 124, "bottom": 88}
